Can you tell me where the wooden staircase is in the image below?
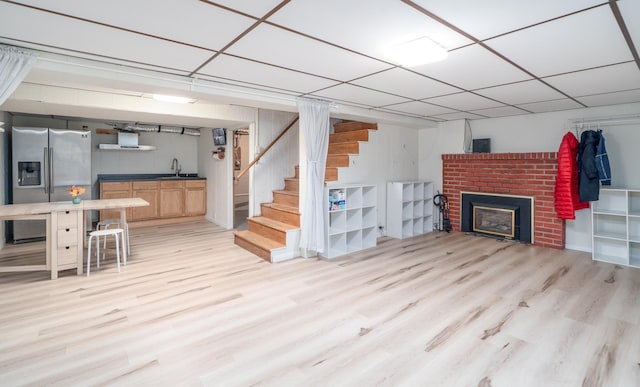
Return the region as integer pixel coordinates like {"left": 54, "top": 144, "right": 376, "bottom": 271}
{"left": 234, "top": 120, "right": 377, "bottom": 262}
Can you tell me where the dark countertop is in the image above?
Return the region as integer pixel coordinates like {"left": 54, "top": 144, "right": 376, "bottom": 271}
{"left": 97, "top": 173, "right": 205, "bottom": 182}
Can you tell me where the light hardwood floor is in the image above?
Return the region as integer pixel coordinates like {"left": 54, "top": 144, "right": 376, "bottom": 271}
{"left": 0, "top": 221, "right": 639, "bottom": 386}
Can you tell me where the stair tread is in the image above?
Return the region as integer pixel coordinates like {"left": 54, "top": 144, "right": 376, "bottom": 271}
{"left": 262, "top": 202, "right": 300, "bottom": 214}
{"left": 234, "top": 230, "right": 284, "bottom": 250}
{"left": 273, "top": 190, "right": 299, "bottom": 196}
{"left": 250, "top": 216, "right": 299, "bottom": 231}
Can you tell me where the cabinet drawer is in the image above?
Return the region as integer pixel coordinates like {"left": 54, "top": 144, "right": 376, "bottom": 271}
{"left": 57, "top": 245, "right": 78, "bottom": 266}
{"left": 133, "top": 181, "right": 159, "bottom": 190}
{"left": 186, "top": 179, "right": 205, "bottom": 188}
{"left": 57, "top": 210, "right": 79, "bottom": 229}
{"left": 57, "top": 228, "right": 79, "bottom": 247}
{"left": 161, "top": 180, "right": 185, "bottom": 189}
{"left": 102, "top": 181, "right": 132, "bottom": 191}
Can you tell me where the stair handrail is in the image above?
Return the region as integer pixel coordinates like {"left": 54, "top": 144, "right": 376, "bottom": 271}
{"left": 235, "top": 115, "right": 299, "bottom": 181}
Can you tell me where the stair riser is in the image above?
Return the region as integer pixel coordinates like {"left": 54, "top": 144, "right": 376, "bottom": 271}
{"left": 327, "top": 155, "right": 349, "bottom": 167}
{"left": 333, "top": 122, "right": 378, "bottom": 133}
{"left": 261, "top": 205, "right": 300, "bottom": 227}
{"left": 325, "top": 168, "right": 338, "bottom": 182}
{"left": 273, "top": 192, "right": 299, "bottom": 207}
{"left": 328, "top": 142, "right": 359, "bottom": 155}
{"left": 248, "top": 220, "right": 287, "bottom": 244}
{"left": 294, "top": 166, "right": 299, "bottom": 179}
{"left": 284, "top": 179, "right": 299, "bottom": 191}
{"left": 234, "top": 235, "right": 271, "bottom": 262}
{"left": 330, "top": 130, "right": 369, "bottom": 143}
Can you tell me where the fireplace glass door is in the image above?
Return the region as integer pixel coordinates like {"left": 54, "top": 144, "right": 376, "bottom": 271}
{"left": 473, "top": 205, "right": 515, "bottom": 239}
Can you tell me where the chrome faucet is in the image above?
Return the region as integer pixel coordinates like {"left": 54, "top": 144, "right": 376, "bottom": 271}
{"left": 171, "top": 158, "right": 181, "bottom": 176}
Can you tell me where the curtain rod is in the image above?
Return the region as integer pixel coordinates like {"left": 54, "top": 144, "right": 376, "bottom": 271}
{"left": 568, "top": 113, "right": 640, "bottom": 127}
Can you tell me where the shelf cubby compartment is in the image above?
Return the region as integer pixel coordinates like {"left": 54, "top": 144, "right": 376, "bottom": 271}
{"left": 629, "top": 191, "right": 640, "bottom": 215}
{"left": 423, "top": 217, "right": 434, "bottom": 233}
{"left": 362, "top": 185, "right": 376, "bottom": 207}
{"left": 346, "top": 208, "right": 362, "bottom": 231}
{"left": 413, "top": 183, "right": 424, "bottom": 200}
{"left": 362, "top": 227, "right": 377, "bottom": 249}
{"left": 329, "top": 210, "right": 346, "bottom": 235}
{"left": 362, "top": 206, "right": 376, "bottom": 228}
{"left": 629, "top": 216, "right": 640, "bottom": 242}
{"left": 630, "top": 242, "right": 640, "bottom": 267}
{"left": 402, "top": 202, "right": 413, "bottom": 221}
{"left": 593, "top": 213, "right": 627, "bottom": 240}
{"left": 402, "top": 219, "right": 413, "bottom": 238}
{"left": 423, "top": 199, "right": 433, "bottom": 217}
{"left": 346, "top": 230, "right": 362, "bottom": 252}
{"left": 592, "top": 238, "right": 628, "bottom": 265}
{"left": 402, "top": 184, "right": 413, "bottom": 202}
{"left": 413, "top": 200, "right": 423, "bottom": 218}
{"left": 592, "top": 189, "right": 626, "bottom": 214}
{"left": 413, "top": 218, "right": 423, "bottom": 235}
{"left": 328, "top": 233, "right": 347, "bottom": 258}
{"left": 346, "top": 187, "right": 362, "bottom": 209}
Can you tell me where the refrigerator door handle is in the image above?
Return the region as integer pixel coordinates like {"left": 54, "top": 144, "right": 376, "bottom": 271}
{"left": 49, "top": 147, "right": 54, "bottom": 194}
{"left": 43, "top": 147, "right": 49, "bottom": 194}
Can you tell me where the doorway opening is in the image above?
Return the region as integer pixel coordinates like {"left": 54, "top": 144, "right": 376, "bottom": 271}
{"left": 233, "top": 128, "right": 250, "bottom": 230}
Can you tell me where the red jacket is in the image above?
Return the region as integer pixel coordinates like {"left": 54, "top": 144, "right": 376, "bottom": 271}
{"left": 555, "top": 132, "right": 589, "bottom": 219}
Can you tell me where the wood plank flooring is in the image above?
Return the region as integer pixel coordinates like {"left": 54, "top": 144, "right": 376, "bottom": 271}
{"left": 0, "top": 221, "right": 639, "bottom": 386}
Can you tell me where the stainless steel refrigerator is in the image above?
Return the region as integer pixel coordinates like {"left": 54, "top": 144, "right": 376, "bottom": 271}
{"left": 12, "top": 127, "right": 91, "bottom": 242}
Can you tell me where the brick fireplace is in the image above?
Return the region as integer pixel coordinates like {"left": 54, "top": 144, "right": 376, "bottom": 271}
{"left": 442, "top": 152, "right": 563, "bottom": 249}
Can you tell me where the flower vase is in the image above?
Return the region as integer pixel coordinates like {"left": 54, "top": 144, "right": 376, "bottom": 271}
{"left": 72, "top": 196, "right": 81, "bottom": 204}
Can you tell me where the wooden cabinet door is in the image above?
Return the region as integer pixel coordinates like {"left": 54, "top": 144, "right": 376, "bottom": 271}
{"left": 160, "top": 180, "right": 185, "bottom": 218}
{"left": 185, "top": 180, "right": 206, "bottom": 216}
{"left": 132, "top": 181, "right": 159, "bottom": 220}
{"left": 100, "top": 182, "right": 132, "bottom": 221}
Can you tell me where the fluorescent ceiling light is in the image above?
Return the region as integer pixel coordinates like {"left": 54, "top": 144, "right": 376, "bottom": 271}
{"left": 152, "top": 94, "right": 195, "bottom": 104}
{"left": 384, "top": 37, "right": 448, "bottom": 67}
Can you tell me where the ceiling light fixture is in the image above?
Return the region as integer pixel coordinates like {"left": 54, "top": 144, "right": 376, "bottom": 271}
{"left": 384, "top": 37, "right": 448, "bottom": 67}
{"left": 152, "top": 94, "right": 195, "bottom": 104}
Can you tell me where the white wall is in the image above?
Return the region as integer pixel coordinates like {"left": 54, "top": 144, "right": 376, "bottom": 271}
{"left": 420, "top": 102, "right": 640, "bottom": 252}
{"left": 337, "top": 123, "right": 421, "bottom": 231}
{"left": 198, "top": 127, "right": 234, "bottom": 228}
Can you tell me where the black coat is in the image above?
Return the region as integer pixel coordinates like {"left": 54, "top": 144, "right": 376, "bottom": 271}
{"left": 578, "top": 130, "right": 600, "bottom": 201}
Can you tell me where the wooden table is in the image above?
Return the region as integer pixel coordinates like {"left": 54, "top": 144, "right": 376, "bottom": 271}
{"left": 0, "top": 198, "right": 149, "bottom": 279}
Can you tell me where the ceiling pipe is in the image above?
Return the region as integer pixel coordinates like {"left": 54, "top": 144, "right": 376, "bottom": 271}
{"left": 112, "top": 123, "right": 201, "bottom": 136}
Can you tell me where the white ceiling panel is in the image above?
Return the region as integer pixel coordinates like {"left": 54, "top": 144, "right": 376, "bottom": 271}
{"left": 382, "top": 101, "right": 458, "bottom": 117}
{"left": 544, "top": 62, "right": 640, "bottom": 97}
{"left": 411, "top": 0, "right": 604, "bottom": 40}
{"left": 474, "top": 80, "right": 566, "bottom": 105}
{"left": 0, "top": 2, "right": 212, "bottom": 72}
{"left": 6, "top": 0, "right": 255, "bottom": 51}
{"left": 199, "top": 54, "right": 340, "bottom": 94}
{"left": 208, "top": 0, "right": 286, "bottom": 18}
{"left": 424, "top": 92, "right": 505, "bottom": 111}
{"left": 470, "top": 105, "right": 530, "bottom": 118}
{"left": 268, "top": 0, "right": 471, "bottom": 58}
{"left": 516, "top": 99, "right": 585, "bottom": 114}
{"left": 412, "top": 44, "right": 531, "bottom": 90}
{"left": 485, "top": 6, "right": 633, "bottom": 77}
{"left": 618, "top": 0, "right": 640, "bottom": 42}
{"left": 431, "top": 111, "right": 486, "bottom": 121}
{"left": 310, "top": 84, "right": 411, "bottom": 108}
{"left": 576, "top": 89, "right": 640, "bottom": 108}
{"left": 352, "top": 68, "right": 461, "bottom": 100}
{"left": 226, "top": 24, "right": 392, "bottom": 81}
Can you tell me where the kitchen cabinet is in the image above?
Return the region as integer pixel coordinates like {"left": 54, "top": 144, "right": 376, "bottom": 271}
{"left": 131, "top": 181, "right": 159, "bottom": 220}
{"left": 185, "top": 180, "right": 206, "bottom": 216}
{"left": 100, "top": 181, "right": 132, "bottom": 221}
{"left": 160, "top": 180, "right": 185, "bottom": 218}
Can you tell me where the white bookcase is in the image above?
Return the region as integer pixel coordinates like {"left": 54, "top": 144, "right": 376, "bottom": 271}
{"left": 591, "top": 188, "right": 640, "bottom": 268}
{"left": 386, "top": 180, "right": 434, "bottom": 239}
{"left": 322, "top": 184, "right": 377, "bottom": 259}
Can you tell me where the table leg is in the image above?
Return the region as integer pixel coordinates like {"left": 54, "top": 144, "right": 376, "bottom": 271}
{"left": 119, "top": 209, "right": 128, "bottom": 265}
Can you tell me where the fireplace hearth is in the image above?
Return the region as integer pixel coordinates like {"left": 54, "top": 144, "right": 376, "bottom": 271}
{"left": 461, "top": 192, "right": 532, "bottom": 243}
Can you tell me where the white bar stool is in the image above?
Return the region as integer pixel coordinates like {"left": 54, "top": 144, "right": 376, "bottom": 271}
{"left": 86, "top": 228, "right": 124, "bottom": 276}
{"left": 97, "top": 219, "right": 130, "bottom": 255}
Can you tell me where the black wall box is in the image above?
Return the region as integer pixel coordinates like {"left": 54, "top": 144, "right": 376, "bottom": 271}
{"left": 473, "top": 138, "right": 491, "bottom": 153}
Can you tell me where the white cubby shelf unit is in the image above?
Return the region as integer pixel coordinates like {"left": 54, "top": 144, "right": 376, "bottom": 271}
{"left": 321, "top": 184, "right": 377, "bottom": 259}
{"left": 386, "top": 180, "right": 434, "bottom": 239}
{"left": 591, "top": 188, "right": 640, "bottom": 268}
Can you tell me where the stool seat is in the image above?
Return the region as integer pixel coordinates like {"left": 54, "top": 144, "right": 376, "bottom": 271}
{"left": 97, "top": 219, "right": 130, "bottom": 255}
{"left": 86, "top": 228, "right": 124, "bottom": 276}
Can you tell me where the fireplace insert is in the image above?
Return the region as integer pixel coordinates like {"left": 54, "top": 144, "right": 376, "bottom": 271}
{"left": 461, "top": 192, "right": 532, "bottom": 243}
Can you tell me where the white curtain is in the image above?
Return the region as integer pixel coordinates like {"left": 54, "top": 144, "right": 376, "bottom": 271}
{"left": 0, "top": 45, "right": 37, "bottom": 107}
{"left": 297, "top": 98, "right": 330, "bottom": 253}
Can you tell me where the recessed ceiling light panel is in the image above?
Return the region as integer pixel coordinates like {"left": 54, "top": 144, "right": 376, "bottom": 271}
{"left": 384, "top": 37, "right": 448, "bottom": 67}
{"left": 152, "top": 94, "right": 195, "bottom": 104}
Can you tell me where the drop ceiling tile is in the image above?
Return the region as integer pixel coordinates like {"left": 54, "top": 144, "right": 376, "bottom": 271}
{"left": 544, "top": 62, "right": 640, "bottom": 97}
{"left": 470, "top": 105, "right": 530, "bottom": 118}
{"left": 0, "top": 2, "right": 213, "bottom": 72}
{"left": 205, "top": 0, "right": 285, "bottom": 18}
{"left": 199, "top": 55, "right": 340, "bottom": 94}
{"left": 412, "top": 44, "right": 531, "bottom": 90}
{"left": 618, "top": 0, "right": 640, "bottom": 44}
{"left": 9, "top": 0, "right": 255, "bottom": 51}
{"left": 411, "top": 0, "right": 604, "bottom": 40}
{"left": 474, "top": 80, "right": 567, "bottom": 105}
{"left": 352, "top": 68, "right": 461, "bottom": 100}
{"left": 226, "top": 24, "right": 392, "bottom": 81}
{"left": 267, "top": 0, "right": 471, "bottom": 58}
{"left": 381, "top": 101, "right": 458, "bottom": 116}
{"left": 516, "top": 99, "right": 584, "bottom": 113}
{"left": 485, "top": 6, "right": 633, "bottom": 77}
{"left": 424, "top": 92, "right": 504, "bottom": 111}
{"left": 310, "top": 84, "right": 411, "bottom": 108}
{"left": 576, "top": 89, "right": 640, "bottom": 107}
{"left": 430, "top": 111, "right": 487, "bottom": 121}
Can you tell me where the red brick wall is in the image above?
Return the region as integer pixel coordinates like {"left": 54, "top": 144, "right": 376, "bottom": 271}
{"left": 442, "top": 152, "right": 564, "bottom": 249}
